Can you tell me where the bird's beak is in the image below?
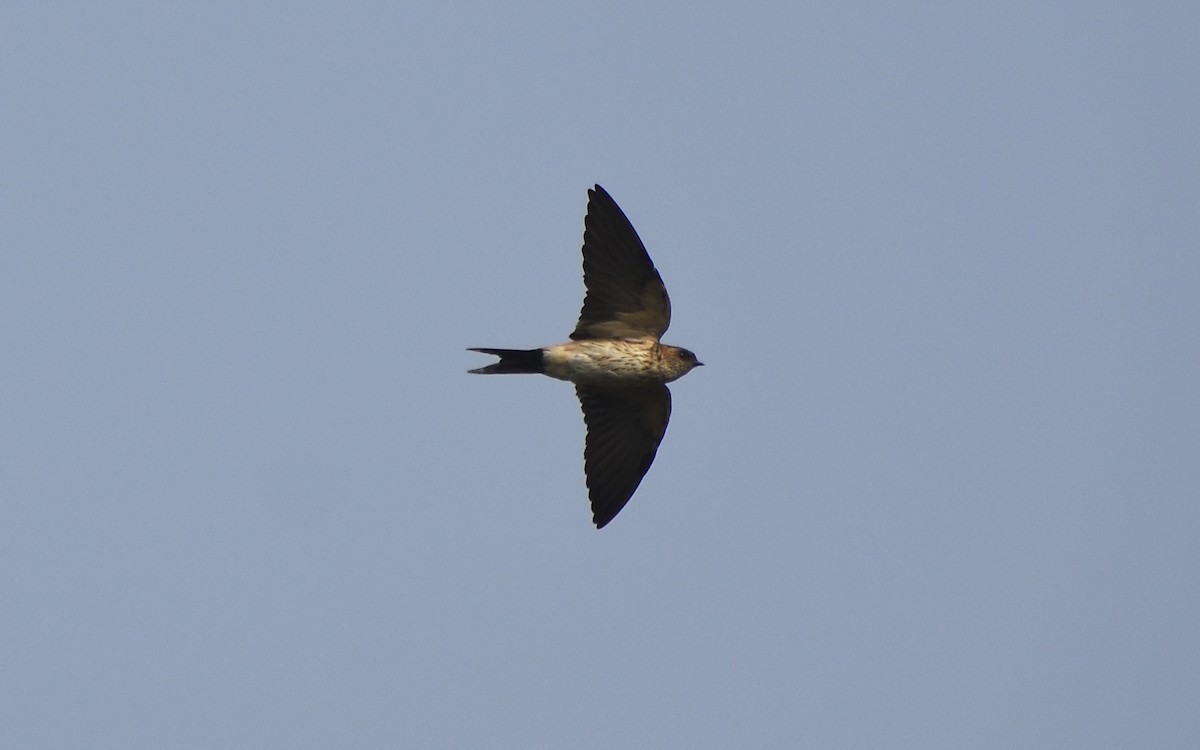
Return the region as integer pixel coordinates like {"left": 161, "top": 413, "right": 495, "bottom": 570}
{"left": 696, "top": 361, "right": 705, "bottom": 367}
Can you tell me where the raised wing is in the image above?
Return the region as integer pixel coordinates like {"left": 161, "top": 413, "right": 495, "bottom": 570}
{"left": 571, "top": 185, "right": 671, "bottom": 341}
{"left": 576, "top": 383, "right": 672, "bottom": 528}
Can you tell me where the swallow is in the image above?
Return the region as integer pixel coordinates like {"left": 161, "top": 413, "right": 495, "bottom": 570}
{"left": 469, "top": 185, "right": 703, "bottom": 529}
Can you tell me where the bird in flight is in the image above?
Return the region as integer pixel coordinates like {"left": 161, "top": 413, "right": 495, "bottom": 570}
{"left": 469, "top": 185, "right": 703, "bottom": 529}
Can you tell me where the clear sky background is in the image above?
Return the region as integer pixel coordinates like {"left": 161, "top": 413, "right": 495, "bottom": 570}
{"left": 3, "top": 3, "right": 1197, "bottom": 748}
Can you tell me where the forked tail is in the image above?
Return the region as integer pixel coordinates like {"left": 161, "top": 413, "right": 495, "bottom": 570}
{"left": 467, "top": 348, "right": 546, "bottom": 375}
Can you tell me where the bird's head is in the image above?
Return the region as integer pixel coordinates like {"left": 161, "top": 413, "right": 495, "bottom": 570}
{"left": 663, "top": 346, "right": 704, "bottom": 381}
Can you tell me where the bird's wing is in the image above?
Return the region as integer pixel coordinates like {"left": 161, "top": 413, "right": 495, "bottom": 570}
{"left": 571, "top": 185, "right": 671, "bottom": 341}
{"left": 576, "top": 383, "right": 672, "bottom": 529}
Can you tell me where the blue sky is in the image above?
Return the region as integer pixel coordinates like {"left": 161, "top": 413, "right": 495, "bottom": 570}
{"left": 3, "top": 3, "right": 1197, "bottom": 747}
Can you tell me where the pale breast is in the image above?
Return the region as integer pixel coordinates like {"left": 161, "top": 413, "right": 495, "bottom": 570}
{"left": 543, "top": 340, "right": 663, "bottom": 385}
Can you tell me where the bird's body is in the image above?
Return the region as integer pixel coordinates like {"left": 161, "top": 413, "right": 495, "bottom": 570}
{"left": 469, "top": 185, "right": 702, "bottom": 528}
{"left": 543, "top": 339, "right": 696, "bottom": 385}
